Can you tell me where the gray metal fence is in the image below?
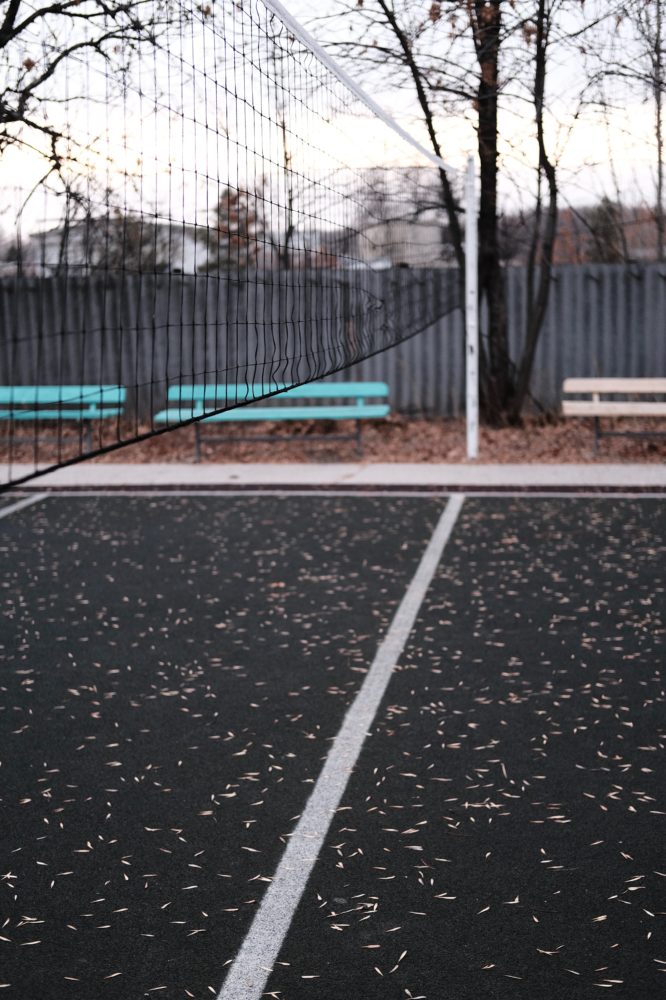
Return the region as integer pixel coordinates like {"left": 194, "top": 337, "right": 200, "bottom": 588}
{"left": 334, "top": 263, "right": 666, "bottom": 415}
{"left": 1, "top": 263, "right": 664, "bottom": 417}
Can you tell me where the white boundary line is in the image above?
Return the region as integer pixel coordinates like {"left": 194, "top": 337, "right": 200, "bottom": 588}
{"left": 0, "top": 493, "right": 48, "bottom": 520}
{"left": 217, "top": 494, "right": 465, "bottom": 1000}
{"left": 262, "top": 0, "right": 457, "bottom": 176}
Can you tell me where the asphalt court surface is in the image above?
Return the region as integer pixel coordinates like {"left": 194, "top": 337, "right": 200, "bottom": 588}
{"left": 1, "top": 493, "right": 664, "bottom": 999}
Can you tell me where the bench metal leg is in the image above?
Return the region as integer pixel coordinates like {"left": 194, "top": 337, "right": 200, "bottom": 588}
{"left": 194, "top": 424, "right": 202, "bottom": 463}
{"left": 594, "top": 416, "right": 601, "bottom": 454}
{"left": 355, "top": 419, "right": 363, "bottom": 458}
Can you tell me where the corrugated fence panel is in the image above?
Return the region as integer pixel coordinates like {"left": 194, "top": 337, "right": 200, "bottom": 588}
{"left": 1, "top": 264, "right": 665, "bottom": 417}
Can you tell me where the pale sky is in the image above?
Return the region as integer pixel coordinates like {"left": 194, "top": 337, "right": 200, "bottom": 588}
{"left": 1, "top": 0, "right": 660, "bottom": 241}
{"left": 284, "top": 0, "right": 661, "bottom": 213}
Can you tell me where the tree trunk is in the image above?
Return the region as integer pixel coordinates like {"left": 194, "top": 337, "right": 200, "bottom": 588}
{"left": 509, "top": 0, "right": 558, "bottom": 422}
{"left": 377, "top": 1, "right": 465, "bottom": 279}
{"left": 470, "top": 0, "right": 512, "bottom": 424}
{"left": 656, "top": 0, "right": 664, "bottom": 260}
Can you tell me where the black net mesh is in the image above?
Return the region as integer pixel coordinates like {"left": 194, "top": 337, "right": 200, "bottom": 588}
{"left": 0, "top": 0, "right": 463, "bottom": 488}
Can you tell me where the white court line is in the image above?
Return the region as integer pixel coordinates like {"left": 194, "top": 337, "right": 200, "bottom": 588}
{"left": 35, "top": 489, "right": 452, "bottom": 499}
{"left": 26, "top": 489, "right": 666, "bottom": 500}
{"left": 217, "top": 493, "right": 465, "bottom": 1000}
{"left": 0, "top": 493, "right": 48, "bottom": 520}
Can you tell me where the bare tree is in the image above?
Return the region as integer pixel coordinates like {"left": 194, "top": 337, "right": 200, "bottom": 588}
{"left": 583, "top": 0, "right": 665, "bottom": 261}
{"left": 509, "top": 0, "right": 559, "bottom": 423}
{"left": 467, "top": 0, "right": 511, "bottom": 421}
{"left": 583, "top": 198, "right": 626, "bottom": 264}
{"left": 0, "top": 1, "right": 186, "bottom": 229}
{"left": 618, "top": 1, "right": 664, "bottom": 260}
{"left": 309, "top": 1, "right": 561, "bottom": 422}
{"left": 309, "top": 0, "right": 632, "bottom": 422}
{"left": 87, "top": 213, "right": 170, "bottom": 273}
{"left": 272, "top": 72, "right": 300, "bottom": 270}
{"left": 202, "top": 186, "right": 265, "bottom": 271}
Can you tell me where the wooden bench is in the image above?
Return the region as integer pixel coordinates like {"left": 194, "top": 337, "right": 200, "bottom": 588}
{"left": 0, "top": 385, "right": 126, "bottom": 450}
{"left": 153, "top": 382, "right": 390, "bottom": 460}
{"left": 562, "top": 378, "right": 666, "bottom": 451}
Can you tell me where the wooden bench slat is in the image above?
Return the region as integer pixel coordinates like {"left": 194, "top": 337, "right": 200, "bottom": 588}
{"left": 561, "top": 376, "right": 666, "bottom": 451}
{"left": 563, "top": 378, "right": 666, "bottom": 394}
{"left": 562, "top": 401, "right": 666, "bottom": 417}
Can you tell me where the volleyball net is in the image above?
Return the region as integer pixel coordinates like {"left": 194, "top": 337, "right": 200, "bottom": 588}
{"left": 0, "top": 0, "right": 472, "bottom": 488}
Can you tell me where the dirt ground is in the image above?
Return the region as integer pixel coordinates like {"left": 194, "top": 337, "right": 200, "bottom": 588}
{"left": 4, "top": 415, "right": 665, "bottom": 467}
{"left": 82, "top": 413, "right": 666, "bottom": 464}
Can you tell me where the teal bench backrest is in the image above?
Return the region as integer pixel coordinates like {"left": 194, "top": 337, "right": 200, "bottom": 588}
{"left": 165, "top": 382, "right": 389, "bottom": 404}
{"left": 0, "top": 386, "right": 126, "bottom": 405}
{"left": 0, "top": 386, "right": 126, "bottom": 419}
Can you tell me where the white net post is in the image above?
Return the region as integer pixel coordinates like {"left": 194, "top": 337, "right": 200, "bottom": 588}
{"left": 465, "top": 155, "right": 479, "bottom": 460}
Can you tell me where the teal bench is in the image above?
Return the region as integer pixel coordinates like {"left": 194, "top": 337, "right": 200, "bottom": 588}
{"left": 0, "top": 385, "right": 126, "bottom": 450}
{"left": 153, "top": 382, "right": 390, "bottom": 460}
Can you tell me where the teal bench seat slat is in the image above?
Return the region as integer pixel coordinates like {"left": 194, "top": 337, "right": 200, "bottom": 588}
{"left": 156, "top": 404, "right": 390, "bottom": 423}
{"left": 153, "top": 381, "right": 390, "bottom": 459}
{"left": 0, "top": 407, "right": 124, "bottom": 421}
